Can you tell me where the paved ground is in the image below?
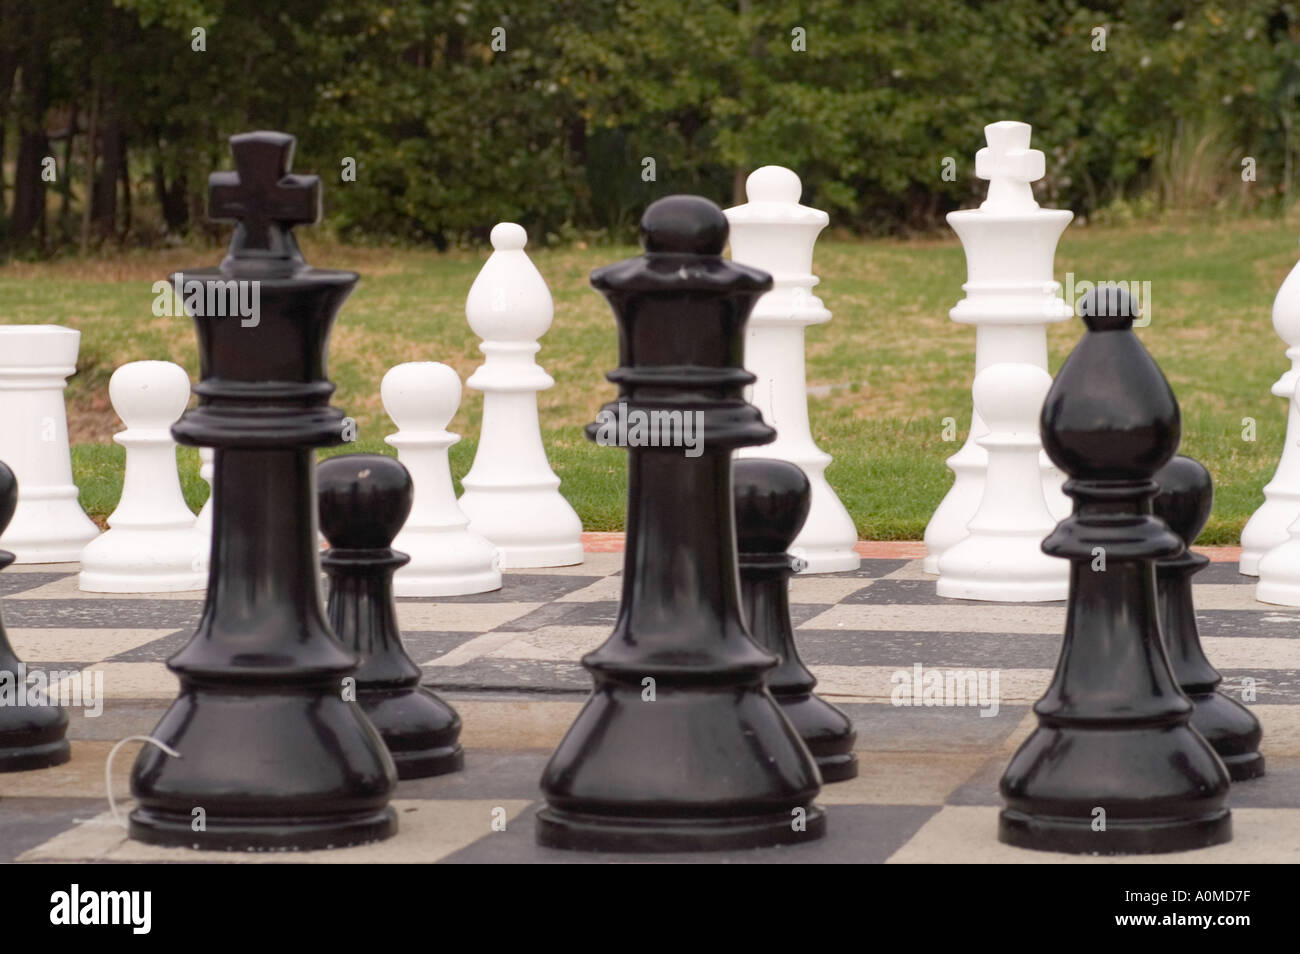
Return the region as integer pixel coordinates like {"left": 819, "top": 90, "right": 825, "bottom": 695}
{"left": 1, "top": 539, "right": 1297, "bottom": 864}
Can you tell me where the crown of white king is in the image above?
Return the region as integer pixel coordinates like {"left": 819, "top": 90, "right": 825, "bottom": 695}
{"left": 974, "top": 121, "right": 1045, "bottom": 214}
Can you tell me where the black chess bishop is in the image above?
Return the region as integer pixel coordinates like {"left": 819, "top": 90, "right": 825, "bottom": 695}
{"left": 999, "top": 286, "right": 1232, "bottom": 854}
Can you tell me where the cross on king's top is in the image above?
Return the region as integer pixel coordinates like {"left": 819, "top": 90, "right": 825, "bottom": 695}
{"left": 208, "top": 131, "right": 321, "bottom": 274}
{"left": 974, "top": 120, "right": 1045, "bottom": 214}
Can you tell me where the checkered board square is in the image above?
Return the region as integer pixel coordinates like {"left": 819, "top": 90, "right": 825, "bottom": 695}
{"left": 2, "top": 547, "right": 1297, "bottom": 864}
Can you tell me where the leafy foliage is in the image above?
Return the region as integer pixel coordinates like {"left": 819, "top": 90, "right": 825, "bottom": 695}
{"left": 2, "top": 0, "right": 1299, "bottom": 249}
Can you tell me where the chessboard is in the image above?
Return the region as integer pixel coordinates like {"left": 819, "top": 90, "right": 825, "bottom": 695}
{"left": 3, "top": 537, "right": 1298, "bottom": 865}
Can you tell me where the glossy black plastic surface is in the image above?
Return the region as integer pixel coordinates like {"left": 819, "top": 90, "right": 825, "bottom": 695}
{"left": 319, "top": 453, "right": 464, "bottom": 779}
{"left": 128, "top": 132, "right": 397, "bottom": 851}
{"left": 734, "top": 458, "right": 857, "bottom": 782}
{"left": 537, "top": 195, "right": 825, "bottom": 852}
{"left": 0, "top": 462, "right": 70, "bottom": 772}
{"left": 999, "top": 286, "right": 1232, "bottom": 854}
{"left": 1154, "top": 455, "right": 1264, "bottom": 781}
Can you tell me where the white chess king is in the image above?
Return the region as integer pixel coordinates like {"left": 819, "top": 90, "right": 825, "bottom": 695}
{"left": 1239, "top": 234, "right": 1300, "bottom": 575}
{"left": 923, "top": 120, "right": 1073, "bottom": 575}
{"left": 726, "top": 165, "right": 860, "bottom": 573}
{"left": 78, "top": 360, "right": 206, "bottom": 593}
{"left": 0, "top": 324, "right": 100, "bottom": 563}
{"left": 936, "top": 363, "right": 1067, "bottom": 602}
{"left": 457, "top": 223, "right": 583, "bottom": 568}
{"left": 383, "top": 361, "right": 502, "bottom": 597}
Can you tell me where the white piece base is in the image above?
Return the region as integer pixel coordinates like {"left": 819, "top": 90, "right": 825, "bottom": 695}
{"left": 394, "top": 567, "right": 502, "bottom": 598}
{"left": 790, "top": 469, "right": 859, "bottom": 574}
{"left": 791, "top": 545, "right": 860, "bottom": 574}
{"left": 936, "top": 538, "right": 1066, "bottom": 603}
{"left": 393, "top": 528, "right": 502, "bottom": 597}
{"left": 1254, "top": 539, "right": 1300, "bottom": 606}
{"left": 78, "top": 528, "right": 206, "bottom": 593}
{"left": 922, "top": 466, "right": 983, "bottom": 575}
{"left": 495, "top": 540, "right": 585, "bottom": 570}
{"left": 459, "top": 488, "right": 583, "bottom": 570}
{"left": 1239, "top": 493, "right": 1300, "bottom": 575}
{"left": 5, "top": 486, "right": 100, "bottom": 564}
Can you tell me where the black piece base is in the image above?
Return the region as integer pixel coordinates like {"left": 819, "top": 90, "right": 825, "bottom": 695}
{"left": 999, "top": 807, "right": 1231, "bottom": 855}
{"left": 128, "top": 805, "right": 397, "bottom": 852}
{"left": 814, "top": 752, "right": 859, "bottom": 783}
{"left": 130, "top": 688, "right": 398, "bottom": 852}
{"left": 1000, "top": 721, "right": 1232, "bottom": 855}
{"left": 779, "top": 693, "right": 858, "bottom": 783}
{"left": 1189, "top": 690, "right": 1265, "bottom": 782}
{"left": 361, "top": 687, "right": 464, "bottom": 780}
{"left": 536, "top": 804, "right": 826, "bottom": 853}
{"left": 0, "top": 737, "right": 70, "bottom": 773}
{"left": 1221, "top": 750, "right": 1266, "bottom": 782}
{"left": 0, "top": 707, "right": 70, "bottom": 773}
{"left": 392, "top": 745, "right": 464, "bottom": 780}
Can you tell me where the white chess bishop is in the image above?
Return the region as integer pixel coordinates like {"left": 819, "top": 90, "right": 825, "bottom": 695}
{"left": 78, "top": 360, "right": 206, "bottom": 592}
{"left": 936, "top": 363, "right": 1067, "bottom": 602}
{"left": 923, "top": 120, "right": 1073, "bottom": 575}
{"left": 1239, "top": 235, "right": 1300, "bottom": 575}
{"left": 457, "top": 222, "right": 583, "bottom": 568}
{"left": 383, "top": 361, "right": 502, "bottom": 597}
{"left": 726, "top": 165, "right": 860, "bottom": 573}
{"left": 0, "top": 325, "right": 100, "bottom": 562}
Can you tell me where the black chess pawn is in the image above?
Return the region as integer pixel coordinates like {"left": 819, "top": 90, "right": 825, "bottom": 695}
{"left": 1154, "top": 455, "right": 1264, "bottom": 781}
{"left": 537, "top": 195, "right": 824, "bottom": 852}
{"left": 319, "top": 453, "right": 463, "bottom": 779}
{"left": 734, "top": 458, "right": 857, "bottom": 782}
{"left": 999, "top": 286, "right": 1231, "bottom": 854}
{"left": 0, "top": 461, "right": 70, "bottom": 772}
{"left": 129, "top": 132, "right": 397, "bottom": 850}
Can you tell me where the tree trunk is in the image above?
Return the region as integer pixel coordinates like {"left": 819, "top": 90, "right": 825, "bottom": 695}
{"left": 12, "top": 129, "right": 49, "bottom": 241}
{"left": 118, "top": 147, "right": 131, "bottom": 242}
{"left": 58, "top": 104, "right": 77, "bottom": 234}
{"left": 153, "top": 147, "right": 189, "bottom": 233}
{"left": 92, "top": 115, "right": 124, "bottom": 240}
{"left": 10, "top": 30, "right": 51, "bottom": 242}
{"left": 80, "top": 88, "right": 98, "bottom": 254}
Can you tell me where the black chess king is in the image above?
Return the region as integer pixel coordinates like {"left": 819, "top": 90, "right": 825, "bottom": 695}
{"left": 999, "top": 286, "right": 1231, "bottom": 854}
{"left": 128, "top": 132, "right": 398, "bottom": 850}
{"left": 537, "top": 195, "right": 824, "bottom": 852}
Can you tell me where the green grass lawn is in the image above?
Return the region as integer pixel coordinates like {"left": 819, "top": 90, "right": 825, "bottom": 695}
{"left": 4, "top": 212, "right": 1300, "bottom": 544}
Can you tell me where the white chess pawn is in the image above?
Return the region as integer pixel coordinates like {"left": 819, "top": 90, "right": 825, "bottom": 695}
{"left": 1240, "top": 237, "right": 1300, "bottom": 575}
{"left": 936, "top": 363, "right": 1066, "bottom": 602}
{"left": 923, "top": 120, "right": 1073, "bottom": 574}
{"left": 457, "top": 223, "right": 584, "bottom": 568}
{"left": 78, "top": 361, "right": 206, "bottom": 592}
{"left": 726, "top": 165, "right": 860, "bottom": 573}
{"left": 0, "top": 325, "right": 100, "bottom": 562}
{"left": 383, "top": 361, "right": 502, "bottom": 596}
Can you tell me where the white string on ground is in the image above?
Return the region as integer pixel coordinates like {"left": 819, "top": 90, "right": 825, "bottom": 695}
{"left": 105, "top": 735, "right": 181, "bottom": 828}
